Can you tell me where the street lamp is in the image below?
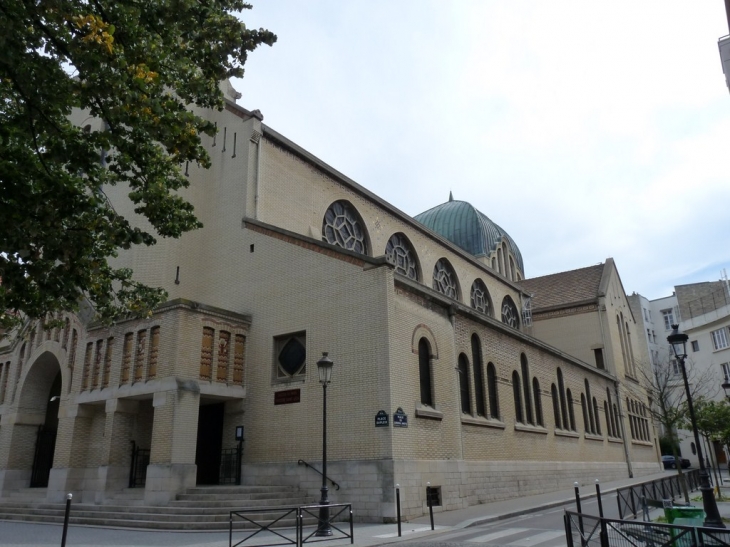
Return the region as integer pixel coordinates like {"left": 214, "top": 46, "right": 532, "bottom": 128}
{"left": 668, "top": 324, "right": 725, "bottom": 528}
{"left": 315, "top": 352, "right": 334, "bottom": 536}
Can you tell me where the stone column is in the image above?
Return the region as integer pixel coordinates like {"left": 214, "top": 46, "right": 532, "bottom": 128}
{"left": 144, "top": 380, "right": 200, "bottom": 504}
{"left": 0, "top": 411, "right": 44, "bottom": 495}
{"left": 47, "top": 404, "right": 95, "bottom": 502}
{"left": 94, "top": 398, "right": 139, "bottom": 503}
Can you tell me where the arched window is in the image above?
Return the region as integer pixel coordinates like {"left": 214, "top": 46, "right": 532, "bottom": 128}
{"left": 487, "top": 362, "right": 500, "bottom": 419}
{"left": 521, "top": 354, "right": 533, "bottom": 424}
{"left": 509, "top": 256, "right": 516, "bottom": 282}
{"left": 512, "top": 371, "right": 523, "bottom": 423}
{"left": 432, "top": 258, "right": 459, "bottom": 300}
{"left": 557, "top": 368, "right": 568, "bottom": 430}
{"left": 322, "top": 200, "right": 369, "bottom": 254}
{"left": 497, "top": 247, "right": 504, "bottom": 275}
{"left": 418, "top": 338, "right": 433, "bottom": 406}
{"left": 581, "top": 393, "right": 589, "bottom": 433}
{"left": 691, "top": 442, "right": 697, "bottom": 455}
{"left": 585, "top": 379, "right": 595, "bottom": 434}
{"left": 592, "top": 397, "right": 602, "bottom": 435}
{"left": 470, "top": 279, "right": 492, "bottom": 316}
{"left": 501, "top": 296, "right": 520, "bottom": 329}
{"left": 617, "top": 314, "right": 628, "bottom": 372}
{"left": 627, "top": 397, "right": 636, "bottom": 439}
{"left": 566, "top": 389, "right": 576, "bottom": 431}
{"left": 532, "top": 377, "right": 543, "bottom": 426}
{"left": 471, "top": 335, "right": 485, "bottom": 416}
{"left": 458, "top": 353, "right": 471, "bottom": 414}
{"left": 551, "top": 384, "right": 562, "bottom": 429}
{"left": 385, "top": 233, "right": 419, "bottom": 281}
{"left": 625, "top": 321, "right": 636, "bottom": 377}
{"left": 604, "top": 401, "right": 611, "bottom": 437}
{"left": 613, "top": 404, "right": 621, "bottom": 438}
{"left": 606, "top": 388, "right": 617, "bottom": 437}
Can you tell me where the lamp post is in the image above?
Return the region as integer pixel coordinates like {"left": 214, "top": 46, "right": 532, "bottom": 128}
{"left": 667, "top": 324, "right": 725, "bottom": 528}
{"left": 315, "top": 352, "right": 334, "bottom": 537}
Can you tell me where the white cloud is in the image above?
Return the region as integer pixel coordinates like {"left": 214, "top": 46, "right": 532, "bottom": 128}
{"left": 236, "top": 0, "right": 730, "bottom": 299}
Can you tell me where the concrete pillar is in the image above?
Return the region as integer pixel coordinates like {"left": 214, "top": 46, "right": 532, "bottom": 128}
{"left": 144, "top": 380, "right": 200, "bottom": 504}
{"left": 0, "top": 411, "right": 44, "bottom": 495}
{"left": 47, "top": 404, "right": 95, "bottom": 502}
{"left": 93, "top": 398, "right": 139, "bottom": 503}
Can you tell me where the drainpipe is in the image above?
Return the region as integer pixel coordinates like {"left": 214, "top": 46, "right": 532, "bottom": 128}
{"left": 253, "top": 130, "right": 262, "bottom": 219}
{"left": 615, "top": 381, "right": 634, "bottom": 478}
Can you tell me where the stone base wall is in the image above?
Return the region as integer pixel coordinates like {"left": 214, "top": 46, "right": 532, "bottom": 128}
{"left": 242, "top": 458, "right": 661, "bottom": 523}
{"left": 0, "top": 469, "right": 30, "bottom": 496}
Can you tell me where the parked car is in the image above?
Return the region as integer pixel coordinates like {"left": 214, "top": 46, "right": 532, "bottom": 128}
{"left": 662, "top": 455, "right": 691, "bottom": 469}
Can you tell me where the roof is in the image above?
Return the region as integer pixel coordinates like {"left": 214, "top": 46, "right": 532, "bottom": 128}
{"left": 413, "top": 199, "right": 524, "bottom": 273}
{"left": 519, "top": 263, "right": 606, "bottom": 311}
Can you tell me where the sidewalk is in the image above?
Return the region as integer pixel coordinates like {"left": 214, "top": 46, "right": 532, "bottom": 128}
{"left": 1, "top": 469, "right": 727, "bottom": 547}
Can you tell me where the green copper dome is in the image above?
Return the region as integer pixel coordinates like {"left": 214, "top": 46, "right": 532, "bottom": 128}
{"left": 414, "top": 197, "right": 524, "bottom": 273}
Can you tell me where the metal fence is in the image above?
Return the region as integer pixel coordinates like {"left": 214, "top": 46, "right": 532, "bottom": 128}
{"left": 128, "top": 442, "right": 150, "bottom": 488}
{"left": 220, "top": 446, "right": 242, "bottom": 485}
{"left": 617, "top": 470, "right": 700, "bottom": 520}
{"left": 229, "top": 503, "right": 353, "bottom": 547}
{"left": 565, "top": 510, "right": 730, "bottom": 547}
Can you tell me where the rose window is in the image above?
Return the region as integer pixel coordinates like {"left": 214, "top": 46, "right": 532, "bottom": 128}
{"left": 322, "top": 201, "right": 368, "bottom": 255}
{"left": 385, "top": 233, "right": 419, "bottom": 281}
{"left": 432, "top": 259, "right": 458, "bottom": 299}
{"left": 501, "top": 296, "right": 519, "bottom": 328}
{"left": 470, "top": 279, "right": 491, "bottom": 316}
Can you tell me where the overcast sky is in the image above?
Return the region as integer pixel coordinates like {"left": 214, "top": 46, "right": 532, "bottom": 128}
{"left": 232, "top": 1, "right": 730, "bottom": 301}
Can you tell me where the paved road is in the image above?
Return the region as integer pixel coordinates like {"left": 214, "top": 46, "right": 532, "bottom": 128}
{"left": 393, "top": 493, "right": 625, "bottom": 547}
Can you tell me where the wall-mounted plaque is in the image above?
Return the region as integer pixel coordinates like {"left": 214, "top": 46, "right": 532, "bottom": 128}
{"left": 274, "top": 389, "right": 301, "bottom": 405}
{"left": 375, "top": 410, "right": 389, "bottom": 427}
{"left": 393, "top": 407, "right": 408, "bottom": 427}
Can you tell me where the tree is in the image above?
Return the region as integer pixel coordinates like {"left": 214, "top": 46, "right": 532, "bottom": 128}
{"left": 0, "top": 0, "right": 276, "bottom": 332}
{"left": 629, "top": 356, "right": 716, "bottom": 502}
{"left": 690, "top": 398, "right": 730, "bottom": 498}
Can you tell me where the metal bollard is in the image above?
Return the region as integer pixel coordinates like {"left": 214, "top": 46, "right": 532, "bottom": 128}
{"left": 574, "top": 482, "right": 585, "bottom": 547}
{"left": 60, "top": 493, "right": 72, "bottom": 547}
{"left": 395, "top": 484, "right": 402, "bottom": 537}
{"left": 426, "top": 482, "right": 434, "bottom": 530}
{"left": 596, "top": 480, "right": 609, "bottom": 547}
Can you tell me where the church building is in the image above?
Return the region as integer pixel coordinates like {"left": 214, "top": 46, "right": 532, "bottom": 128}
{"left": 0, "top": 83, "right": 659, "bottom": 523}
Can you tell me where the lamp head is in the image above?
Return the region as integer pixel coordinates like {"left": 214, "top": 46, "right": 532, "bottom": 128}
{"left": 667, "top": 324, "right": 688, "bottom": 361}
{"left": 317, "top": 352, "right": 333, "bottom": 385}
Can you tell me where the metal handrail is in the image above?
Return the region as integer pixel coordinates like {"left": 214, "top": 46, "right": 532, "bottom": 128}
{"left": 297, "top": 460, "right": 340, "bottom": 490}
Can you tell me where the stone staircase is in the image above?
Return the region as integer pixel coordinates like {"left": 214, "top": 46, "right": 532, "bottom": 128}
{"left": 0, "top": 485, "right": 315, "bottom": 530}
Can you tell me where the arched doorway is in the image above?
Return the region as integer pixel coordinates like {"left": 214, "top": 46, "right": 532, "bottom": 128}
{"left": 30, "top": 370, "right": 61, "bottom": 487}
{"left": 14, "top": 351, "right": 63, "bottom": 488}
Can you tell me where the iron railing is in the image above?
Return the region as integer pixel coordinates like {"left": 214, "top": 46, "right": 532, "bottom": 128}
{"left": 128, "top": 441, "right": 150, "bottom": 488}
{"left": 220, "top": 446, "right": 243, "bottom": 485}
{"left": 616, "top": 470, "right": 700, "bottom": 519}
{"left": 565, "top": 510, "right": 730, "bottom": 547}
{"left": 229, "top": 504, "right": 353, "bottom": 547}
{"left": 297, "top": 460, "right": 340, "bottom": 490}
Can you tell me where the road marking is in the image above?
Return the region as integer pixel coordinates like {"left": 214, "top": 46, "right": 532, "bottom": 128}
{"left": 373, "top": 526, "right": 440, "bottom": 537}
{"left": 465, "top": 528, "right": 529, "bottom": 542}
{"left": 507, "top": 530, "right": 565, "bottom": 546}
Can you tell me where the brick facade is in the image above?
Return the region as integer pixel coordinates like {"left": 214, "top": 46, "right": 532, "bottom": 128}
{"left": 0, "top": 87, "right": 659, "bottom": 521}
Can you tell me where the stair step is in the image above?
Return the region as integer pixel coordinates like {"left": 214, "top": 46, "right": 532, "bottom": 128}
{"left": 0, "top": 484, "right": 319, "bottom": 531}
